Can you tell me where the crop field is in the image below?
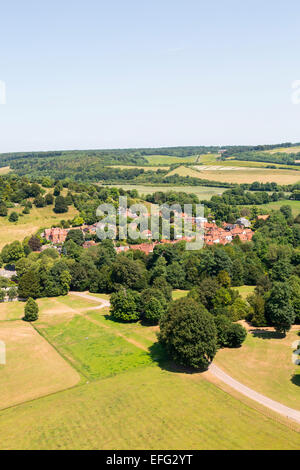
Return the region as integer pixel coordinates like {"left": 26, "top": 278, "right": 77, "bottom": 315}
{"left": 105, "top": 184, "right": 225, "bottom": 200}
{"left": 214, "top": 328, "right": 300, "bottom": 410}
{"left": 0, "top": 204, "right": 79, "bottom": 250}
{"left": 169, "top": 166, "right": 300, "bottom": 185}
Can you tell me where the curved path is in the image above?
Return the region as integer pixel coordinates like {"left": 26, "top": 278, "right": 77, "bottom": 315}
{"left": 209, "top": 363, "right": 300, "bottom": 425}
{"left": 69, "top": 291, "right": 110, "bottom": 308}
{"left": 70, "top": 291, "right": 300, "bottom": 425}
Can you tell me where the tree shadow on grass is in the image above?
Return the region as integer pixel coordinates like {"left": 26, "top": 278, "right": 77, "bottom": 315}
{"left": 251, "top": 329, "right": 285, "bottom": 340}
{"left": 148, "top": 342, "right": 207, "bottom": 375}
{"left": 291, "top": 373, "right": 300, "bottom": 387}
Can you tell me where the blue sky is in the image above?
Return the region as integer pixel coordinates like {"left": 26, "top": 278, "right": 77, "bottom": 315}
{"left": 0, "top": 0, "right": 300, "bottom": 152}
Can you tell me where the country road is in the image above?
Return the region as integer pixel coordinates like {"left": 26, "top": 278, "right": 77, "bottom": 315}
{"left": 209, "top": 363, "right": 300, "bottom": 425}
{"left": 70, "top": 291, "right": 300, "bottom": 425}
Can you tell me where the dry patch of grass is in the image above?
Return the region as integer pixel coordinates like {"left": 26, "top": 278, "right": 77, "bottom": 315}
{"left": 0, "top": 166, "right": 10, "bottom": 175}
{"left": 214, "top": 328, "right": 300, "bottom": 410}
{"left": 0, "top": 320, "right": 80, "bottom": 410}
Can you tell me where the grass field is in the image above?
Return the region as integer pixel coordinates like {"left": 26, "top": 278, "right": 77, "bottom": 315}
{"left": 215, "top": 328, "right": 300, "bottom": 410}
{"left": 237, "top": 285, "right": 255, "bottom": 299}
{"left": 0, "top": 293, "right": 299, "bottom": 449}
{"left": 170, "top": 166, "right": 300, "bottom": 185}
{"left": 105, "top": 184, "right": 225, "bottom": 200}
{"left": 38, "top": 315, "right": 153, "bottom": 380}
{"left": 172, "top": 289, "right": 189, "bottom": 300}
{"left": 0, "top": 320, "right": 80, "bottom": 410}
{"left": 0, "top": 204, "right": 79, "bottom": 250}
{"left": 0, "top": 363, "right": 299, "bottom": 449}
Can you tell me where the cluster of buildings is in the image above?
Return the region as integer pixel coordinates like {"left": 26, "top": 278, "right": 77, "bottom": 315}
{"left": 43, "top": 216, "right": 254, "bottom": 255}
{"left": 43, "top": 224, "right": 98, "bottom": 244}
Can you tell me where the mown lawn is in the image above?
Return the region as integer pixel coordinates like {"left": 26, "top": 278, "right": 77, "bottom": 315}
{"left": 0, "top": 366, "right": 299, "bottom": 450}
{"left": 214, "top": 328, "right": 300, "bottom": 410}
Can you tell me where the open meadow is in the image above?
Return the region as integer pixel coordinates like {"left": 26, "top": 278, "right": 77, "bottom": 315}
{"left": 0, "top": 293, "right": 299, "bottom": 449}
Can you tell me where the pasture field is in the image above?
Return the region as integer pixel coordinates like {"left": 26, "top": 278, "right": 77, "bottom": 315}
{"left": 104, "top": 184, "right": 225, "bottom": 200}
{"left": 169, "top": 166, "right": 300, "bottom": 185}
{"left": 0, "top": 204, "right": 79, "bottom": 250}
{"left": 214, "top": 328, "right": 300, "bottom": 410}
{"left": 145, "top": 154, "right": 197, "bottom": 165}
{"left": 0, "top": 320, "right": 80, "bottom": 410}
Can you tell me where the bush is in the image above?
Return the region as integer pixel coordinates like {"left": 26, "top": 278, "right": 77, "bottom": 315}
{"left": 110, "top": 288, "right": 140, "bottom": 322}
{"left": 23, "top": 297, "right": 39, "bottom": 322}
{"left": 8, "top": 212, "right": 18, "bottom": 222}
{"left": 226, "top": 323, "right": 247, "bottom": 347}
{"left": 158, "top": 298, "right": 217, "bottom": 370}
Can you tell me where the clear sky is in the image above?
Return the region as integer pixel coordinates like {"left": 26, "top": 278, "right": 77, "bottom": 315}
{"left": 1, "top": 0, "right": 300, "bottom": 152}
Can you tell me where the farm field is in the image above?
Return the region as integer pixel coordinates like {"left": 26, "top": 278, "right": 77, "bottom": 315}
{"left": 145, "top": 154, "right": 197, "bottom": 165}
{"left": 169, "top": 165, "right": 300, "bottom": 185}
{"left": 0, "top": 204, "right": 79, "bottom": 250}
{"left": 105, "top": 184, "right": 225, "bottom": 200}
{"left": 214, "top": 328, "right": 300, "bottom": 410}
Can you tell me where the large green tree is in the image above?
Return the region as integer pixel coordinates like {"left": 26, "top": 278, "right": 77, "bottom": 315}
{"left": 158, "top": 298, "right": 217, "bottom": 370}
{"left": 265, "top": 282, "right": 295, "bottom": 335}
